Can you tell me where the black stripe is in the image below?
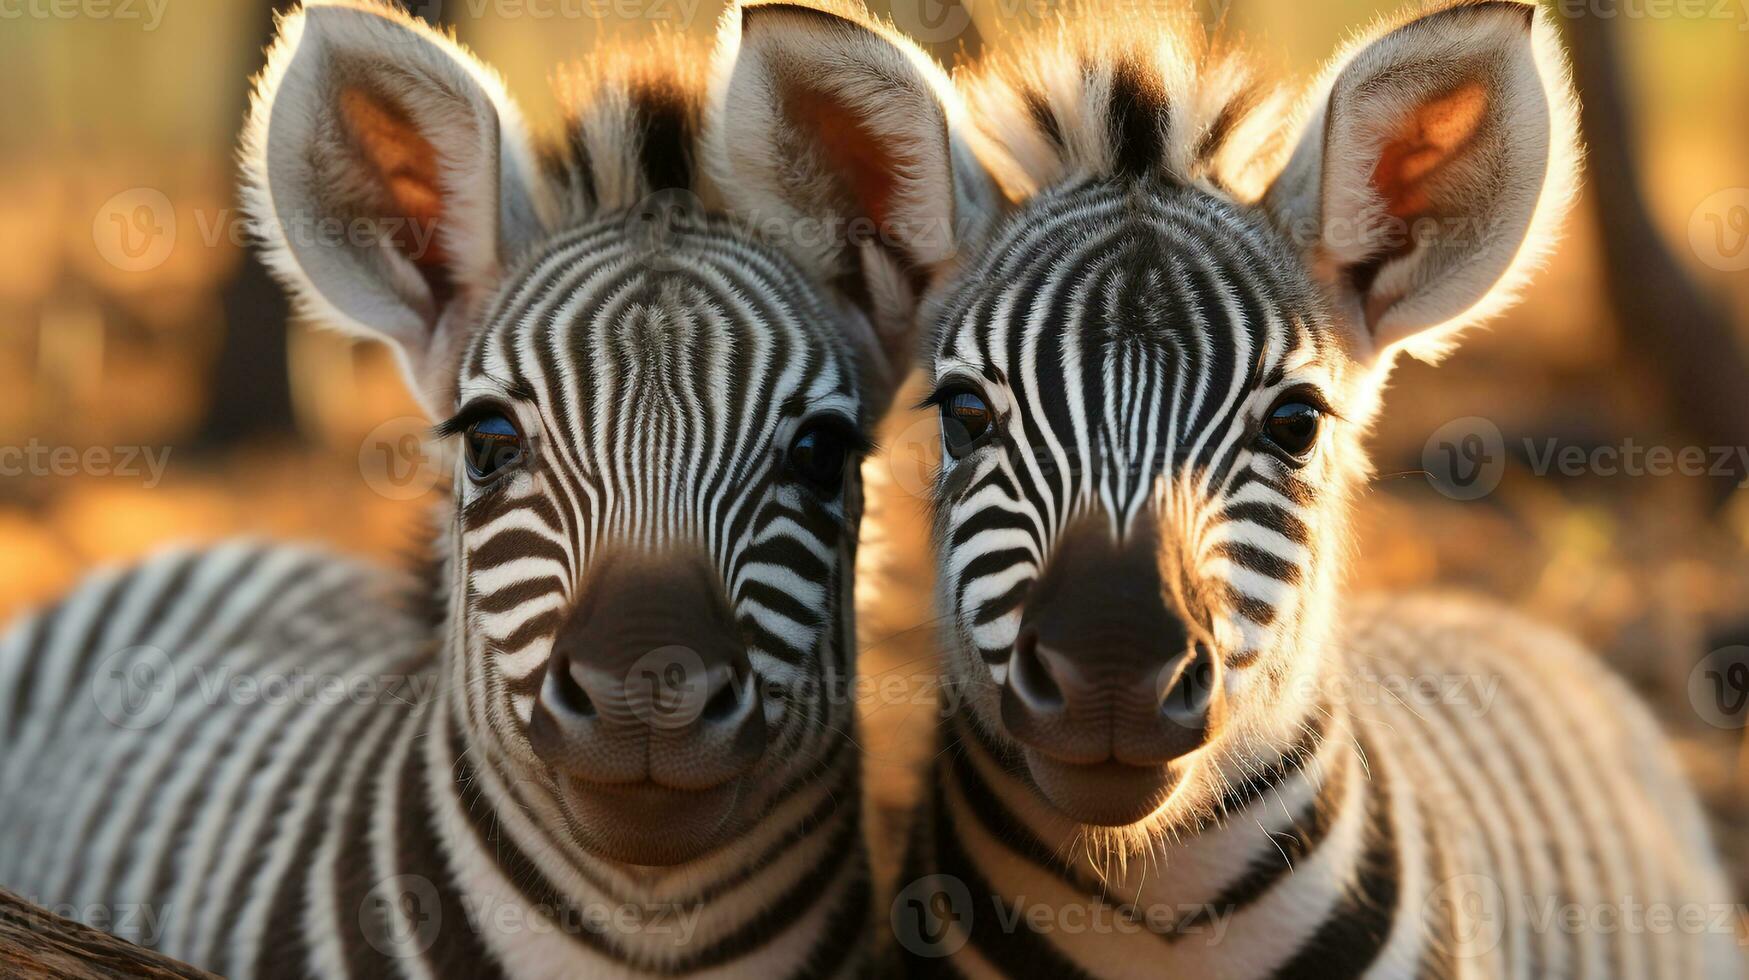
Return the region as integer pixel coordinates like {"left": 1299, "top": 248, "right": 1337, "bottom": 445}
{"left": 1161, "top": 740, "right": 1353, "bottom": 941}
{"left": 1107, "top": 58, "right": 1167, "bottom": 179}
{"left": 1415, "top": 795, "right": 1461, "bottom": 980}
{"left": 1213, "top": 541, "right": 1302, "bottom": 584}
{"left": 1270, "top": 743, "right": 1399, "bottom": 979}
{"left": 1211, "top": 709, "right": 1329, "bottom": 822}
{"left": 1022, "top": 85, "right": 1064, "bottom": 150}
{"left": 926, "top": 763, "right": 1097, "bottom": 980}
{"left": 669, "top": 806, "right": 861, "bottom": 972}
{"left": 394, "top": 704, "right": 506, "bottom": 977}
{"left": 629, "top": 80, "right": 696, "bottom": 195}
{"left": 947, "top": 733, "right": 1087, "bottom": 895}
{"left": 250, "top": 691, "right": 406, "bottom": 976}
{"left": 3, "top": 603, "right": 58, "bottom": 742}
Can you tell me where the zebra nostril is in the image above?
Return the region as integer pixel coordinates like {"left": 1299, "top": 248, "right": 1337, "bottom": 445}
{"left": 1010, "top": 628, "right": 1064, "bottom": 711}
{"left": 550, "top": 658, "right": 596, "bottom": 718}
{"left": 701, "top": 674, "right": 743, "bottom": 723}
{"left": 1160, "top": 643, "right": 1217, "bottom": 727}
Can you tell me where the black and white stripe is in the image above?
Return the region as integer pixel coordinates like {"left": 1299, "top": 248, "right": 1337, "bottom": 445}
{"left": 874, "top": 2, "right": 1740, "bottom": 976}
{"left": 0, "top": 3, "right": 895, "bottom": 976}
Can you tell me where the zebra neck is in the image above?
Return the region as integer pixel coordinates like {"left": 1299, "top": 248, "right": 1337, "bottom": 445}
{"left": 920, "top": 697, "right": 1394, "bottom": 970}
{"left": 356, "top": 691, "right": 870, "bottom": 976}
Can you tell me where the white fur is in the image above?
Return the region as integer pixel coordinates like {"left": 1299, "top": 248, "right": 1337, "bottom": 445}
{"left": 239, "top": 0, "right": 556, "bottom": 413}
{"left": 1264, "top": 0, "right": 1583, "bottom": 364}
{"left": 707, "top": 0, "right": 1001, "bottom": 387}
{"left": 959, "top": 4, "right": 1294, "bottom": 200}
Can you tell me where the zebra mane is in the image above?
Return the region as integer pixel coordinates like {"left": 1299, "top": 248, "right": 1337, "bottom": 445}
{"left": 960, "top": 1, "right": 1293, "bottom": 202}
{"left": 546, "top": 33, "right": 718, "bottom": 220}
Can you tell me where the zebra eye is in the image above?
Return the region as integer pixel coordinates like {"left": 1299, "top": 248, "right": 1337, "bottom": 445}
{"left": 1262, "top": 397, "right": 1322, "bottom": 460}
{"left": 789, "top": 422, "right": 854, "bottom": 497}
{"left": 464, "top": 413, "right": 525, "bottom": 481}
{"left": 937, "top": 388, "right": 994, "bottom": 459}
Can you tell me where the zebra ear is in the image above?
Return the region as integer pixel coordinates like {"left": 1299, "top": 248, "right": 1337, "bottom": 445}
{"left": 1263, "top": 1, "right": 1580, "bottom": 364}
{"left": 240, "top": 0, "right": 554, "bottom": 413}
{"left": 712, "top": 1, "right": 999, "bottom": 395}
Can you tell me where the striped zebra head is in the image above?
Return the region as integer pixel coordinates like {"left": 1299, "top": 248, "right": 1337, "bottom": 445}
{"left": 765, "top": 2, "right": 1579, "bottom": 831}
{"left": 241, "top": 0, "right": 942, "bottom": 866}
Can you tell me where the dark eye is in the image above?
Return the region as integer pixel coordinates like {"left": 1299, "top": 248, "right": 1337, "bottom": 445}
{"left": 789, "top": 421, "right": 855, "bottom": 497}
{"left": 1261, "top": 397, "right": 1322, "bottom": 460}
{"left": 937, "top": 388, "right": 994, "bottom": 459}
{"left": 464, "top": 413, "right": 525, "bottom": 481}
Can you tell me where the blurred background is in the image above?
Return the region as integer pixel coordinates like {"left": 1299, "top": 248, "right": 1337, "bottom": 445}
{"left": 0, "top": 0, "right": 1746, "bottom": 898}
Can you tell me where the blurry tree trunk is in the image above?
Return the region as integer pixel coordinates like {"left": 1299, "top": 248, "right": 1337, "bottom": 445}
{"left": 0, "top": 889, "right": 215, "bottom": 979}
{"left": 198, "top": 2, "right": 470, "bottom": 450}
{"left": 1561, "top": 12, "right": 1749, "bottom": 480}
{"left": 197, "top": 0, "right": 300, "bottom": 450}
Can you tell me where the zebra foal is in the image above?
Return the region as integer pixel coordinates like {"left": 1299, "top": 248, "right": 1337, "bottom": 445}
{"left": 0, "top": 1, "right": 956, "bottom": 975}
{"left": 719, "top": 1, "right": 1744, "bottom": 976}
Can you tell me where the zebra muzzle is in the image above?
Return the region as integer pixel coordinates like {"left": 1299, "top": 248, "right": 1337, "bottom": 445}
{"left": 998, "top": 516, "right": 1224, "bottom": 824}
{"left": 528, "top": 550, "right": 766, "bottom": 796}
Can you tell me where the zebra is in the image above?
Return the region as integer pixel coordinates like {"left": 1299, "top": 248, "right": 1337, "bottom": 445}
{"left": 720, "top": 1, "right": 1745, "bottom": 976}
{"left": 0, "top": 1, "right": 963, "bottom": 975}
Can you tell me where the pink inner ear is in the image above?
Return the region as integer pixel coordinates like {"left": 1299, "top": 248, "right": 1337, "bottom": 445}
{"left": 785, "top": 84, "right": 907, "bottom": 237}
{"left": 1369, "top": 81, "right": 1488, "bottom": 221}
{"left": 338, "top": 87, "right": 452, "bottom": 273}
